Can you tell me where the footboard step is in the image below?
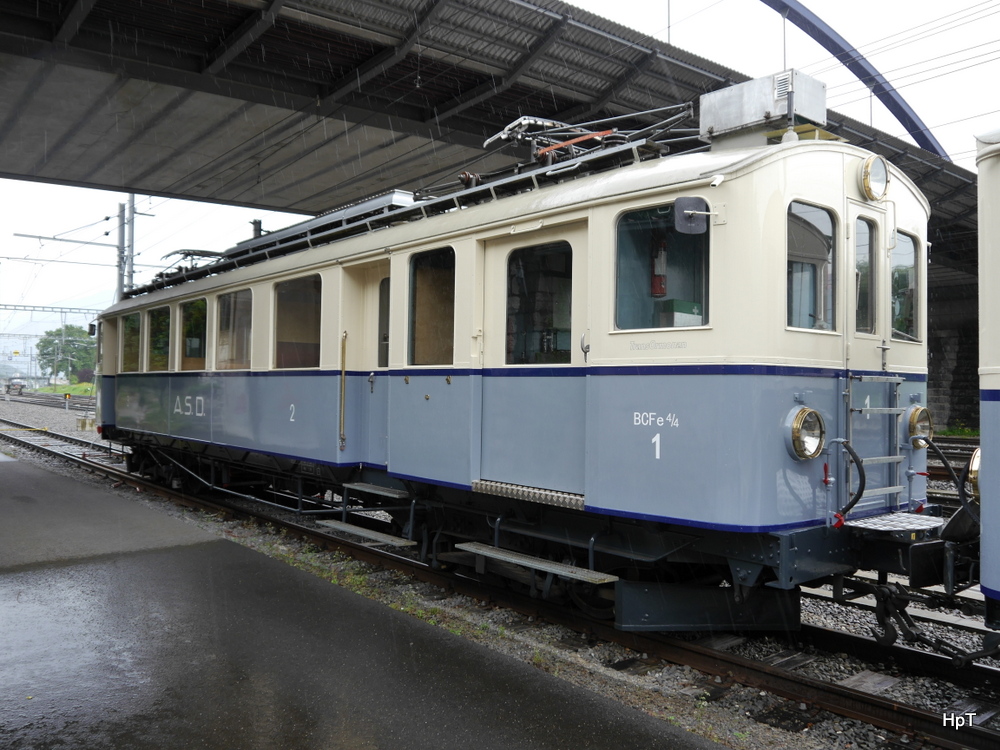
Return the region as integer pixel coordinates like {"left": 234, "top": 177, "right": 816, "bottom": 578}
{"left": 342, "top": 482, "right": 412, "bottom": 500}
{"left": 455, "top": 542, "right": 618, "bottom": 584}
{"left": 316, "top": 519, "right": 416, "bottom": 547}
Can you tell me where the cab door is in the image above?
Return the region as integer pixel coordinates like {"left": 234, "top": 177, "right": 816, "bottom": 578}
{"left": 342, "top": 261, "right": 390, "bottom": 467}
{"left": 480, "top": 223, "right": 587, "bottom": 494}
{"left": 366, "top": 269, "right": 391, "bottom": 466}
{"left": 844, "top": 204, "right": 904, "bottom": 514}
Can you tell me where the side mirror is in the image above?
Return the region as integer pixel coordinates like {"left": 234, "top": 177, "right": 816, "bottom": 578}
{"left": 674, "top": 197, "right": 709, "bottom": 235}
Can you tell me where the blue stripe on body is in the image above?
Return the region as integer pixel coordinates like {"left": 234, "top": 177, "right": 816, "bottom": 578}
{"left": 585, "top": 500, "right": 922, "bottom": 533}
{"left": 113, "top": 364, "right": 927, "bottom": 381}
{"left": 387, "top": 471, "right": 472, "bottom": 491}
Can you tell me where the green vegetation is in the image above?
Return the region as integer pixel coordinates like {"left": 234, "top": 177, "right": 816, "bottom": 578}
{"left": 35, "top": 325, "right": 97, "bottom": 383}
{"left": 938, "top": 421, "right": 980, "bottom": 438}
{"left": 36, "top": 383, "right": 97, "bottom": 396}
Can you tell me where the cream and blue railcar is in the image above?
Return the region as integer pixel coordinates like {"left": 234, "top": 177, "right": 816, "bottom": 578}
{"left": 977, "top": 131, "right": 1000, "bottom": 634}
{"left": 97, "top": 73, "right": 951, "bottom": 634}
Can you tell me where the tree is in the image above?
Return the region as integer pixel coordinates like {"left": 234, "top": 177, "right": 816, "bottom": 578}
{"left": 36, "top": 325, "right": 96, "bottom": 381}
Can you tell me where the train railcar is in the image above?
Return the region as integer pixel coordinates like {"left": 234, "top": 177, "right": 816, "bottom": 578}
{"left": 977, "top": 132, "right": 1000, "bottom": 635}
{"left": 95, "top": 71, "right": 988, "bottom": 655}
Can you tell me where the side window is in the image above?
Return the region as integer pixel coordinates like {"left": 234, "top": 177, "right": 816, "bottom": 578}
{"left": 891, "top": 232, "right": 919, "bottom": 342}
{"left": 96, "top": 321, "right": 103, "bottom": 370}
{"left": 616, "top": 203, "right": 708, "bottom": 329}
{"left": 180, "top": 299, "right": 207, "bottom": 371}
{"left": 275, "top": 274, "right": 322, "bottom": 369}
{"left": 506, "top": 242, "right": 572, "bottom": 364}
{"left": 121, "top": 313, "right": 141, "bottom": 372}
{"left": 148, "top": 307, "right": 171, "bottom": 371}
{"left": 787, "top": 202, "right": 836, "bottom": 330}
{"left": 409, "top": 248, "right": 455, "bottom": 365}
{"left": 855, "top": 219, "right": 876, "bottom": 334}
{"left": 378, "top": 277, "right": 390, "bottom": 368}
{"left": 217, "top": 289, "right": 252, "bottom": 370}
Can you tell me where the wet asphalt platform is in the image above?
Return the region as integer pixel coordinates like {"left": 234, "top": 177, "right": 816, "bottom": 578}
{"left": 0, "top": 454, "right": 727, "bottom": 750}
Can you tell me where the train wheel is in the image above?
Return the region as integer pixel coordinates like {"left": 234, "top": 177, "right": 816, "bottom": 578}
{"left": 568, "top": 582, "right": 615, "bottom": 620}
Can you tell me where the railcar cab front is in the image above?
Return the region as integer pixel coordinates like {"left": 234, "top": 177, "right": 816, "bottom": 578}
{"left": 585, "top": 137, "right": 932, "bottom": 528}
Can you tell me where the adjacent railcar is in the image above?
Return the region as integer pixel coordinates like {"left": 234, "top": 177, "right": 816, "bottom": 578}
{"left": 977, "top": 131, "right": 1000, "bottom": 632}
{"left": 95, "top": 72, "right": 982, "bottom": 646}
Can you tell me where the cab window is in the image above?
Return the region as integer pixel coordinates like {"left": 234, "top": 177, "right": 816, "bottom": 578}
{"left": 616, "top": 203, "right": 708, "bottom": 329}
{"left": 855, "top": 219, "right": 876, "bottom": 334}
{"left": 891, "top": 232, "right": 919, "bottom": 342}
{"left": 787, "top": 202, "right": 836, "bottom": 330}
{"left": 506, "top": 241, "right": 572, "bottom": 364}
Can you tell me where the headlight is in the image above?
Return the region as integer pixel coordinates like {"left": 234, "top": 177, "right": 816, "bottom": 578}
{"left": 967, "top": 448, "right": 981, "bottom": 501}
{"left": 907, "top": 406, "right": 933, "bottom": 449}
{"left": 860, "top": 154, "right": 890, "bottom": 201}
{"left": 786, "top": 407, "right": 826, "bottom": 460}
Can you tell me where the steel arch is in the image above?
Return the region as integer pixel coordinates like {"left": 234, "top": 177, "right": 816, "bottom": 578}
{"left": 761, "top": 0, "right": 949, "bottom": 160}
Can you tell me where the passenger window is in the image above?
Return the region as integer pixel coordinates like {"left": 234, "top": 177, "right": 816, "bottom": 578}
{"left": 616, "top": 203, "right": 708, "bottom": 329}
{"left": 121, "top": 313, "right": 141, "bottom": 372}
{"left": 787, "top": 202, "right": 836, "bottom": 330}
{"left": 275, "top": 275, "right": 322, "bottom": 369}
{"left": 409, "top": 248, "right": 454, "bottom": 365}
{"left": 855, "top": 219, "right": 876, "bottom": 334}
{"left": 378, "top": 277, "right": 390, "bottom": 368}
{"left": 148, "top": 306, "right": 171, "bottom": 371}
{"left": 891, "top": 232, "right": 919, "bottom": 342}
{"left": 216, "top": 289, "right": 252, "bottom": 370}
{"left": 180, "top": 299, "right": 207, "bottom": 371}
{"left": 506, "top": 242, "right": 572, "bottom": 364}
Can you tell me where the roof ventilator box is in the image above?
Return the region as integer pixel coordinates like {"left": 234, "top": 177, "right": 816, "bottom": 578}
{"left": 699, "top": 70, "right": 827, "bottom": 148}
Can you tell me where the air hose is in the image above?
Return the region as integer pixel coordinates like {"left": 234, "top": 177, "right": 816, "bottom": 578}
{"left": 832, "top": 439, "right": 866, "bottom": 528}
{"left": 925, "top": 438, "right": 981, "bottom": 525}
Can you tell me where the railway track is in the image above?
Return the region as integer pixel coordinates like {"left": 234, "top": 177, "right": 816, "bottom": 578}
{"left": 2, "top": 416, "right": 998, "bottom": 749}
{"left": 2, "top": 390, "right": 96, "bottom": 413}
{"left": 0, "top": 416, "right": 119, "bottom": 464}
{"left": 927, "top": 435, "right": 979, "bottom": 482}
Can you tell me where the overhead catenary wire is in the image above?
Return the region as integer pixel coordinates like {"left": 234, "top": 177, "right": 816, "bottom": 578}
{"left": 776, "top": 0, "right": 1000, "bottom": 157}
{"left": 803, "top": 0, "right": 1000, "bottom": 80}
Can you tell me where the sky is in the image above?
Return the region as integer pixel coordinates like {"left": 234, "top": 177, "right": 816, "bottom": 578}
{"left": 568, "top": 0, "right": 1000, "bottom": 167}
{"left": 2, "top": 0, "right": 999, "bottom": 367}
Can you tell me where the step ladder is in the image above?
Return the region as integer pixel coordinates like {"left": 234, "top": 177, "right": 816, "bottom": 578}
{"left": 316, "top": 519, "right": 416, "bottom": 547}
{"left": 316, "top": 482, "right": 416, "bottom": 547}
{"left": 455, "top": 541, "right": 618, "bottom": 600}
{"left": 844, "top": 374, "right": 908, "bottom": 510}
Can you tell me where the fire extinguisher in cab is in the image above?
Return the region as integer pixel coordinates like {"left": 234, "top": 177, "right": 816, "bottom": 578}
{"left": 651, "top": 238, "right": 667, "bottom": 298}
